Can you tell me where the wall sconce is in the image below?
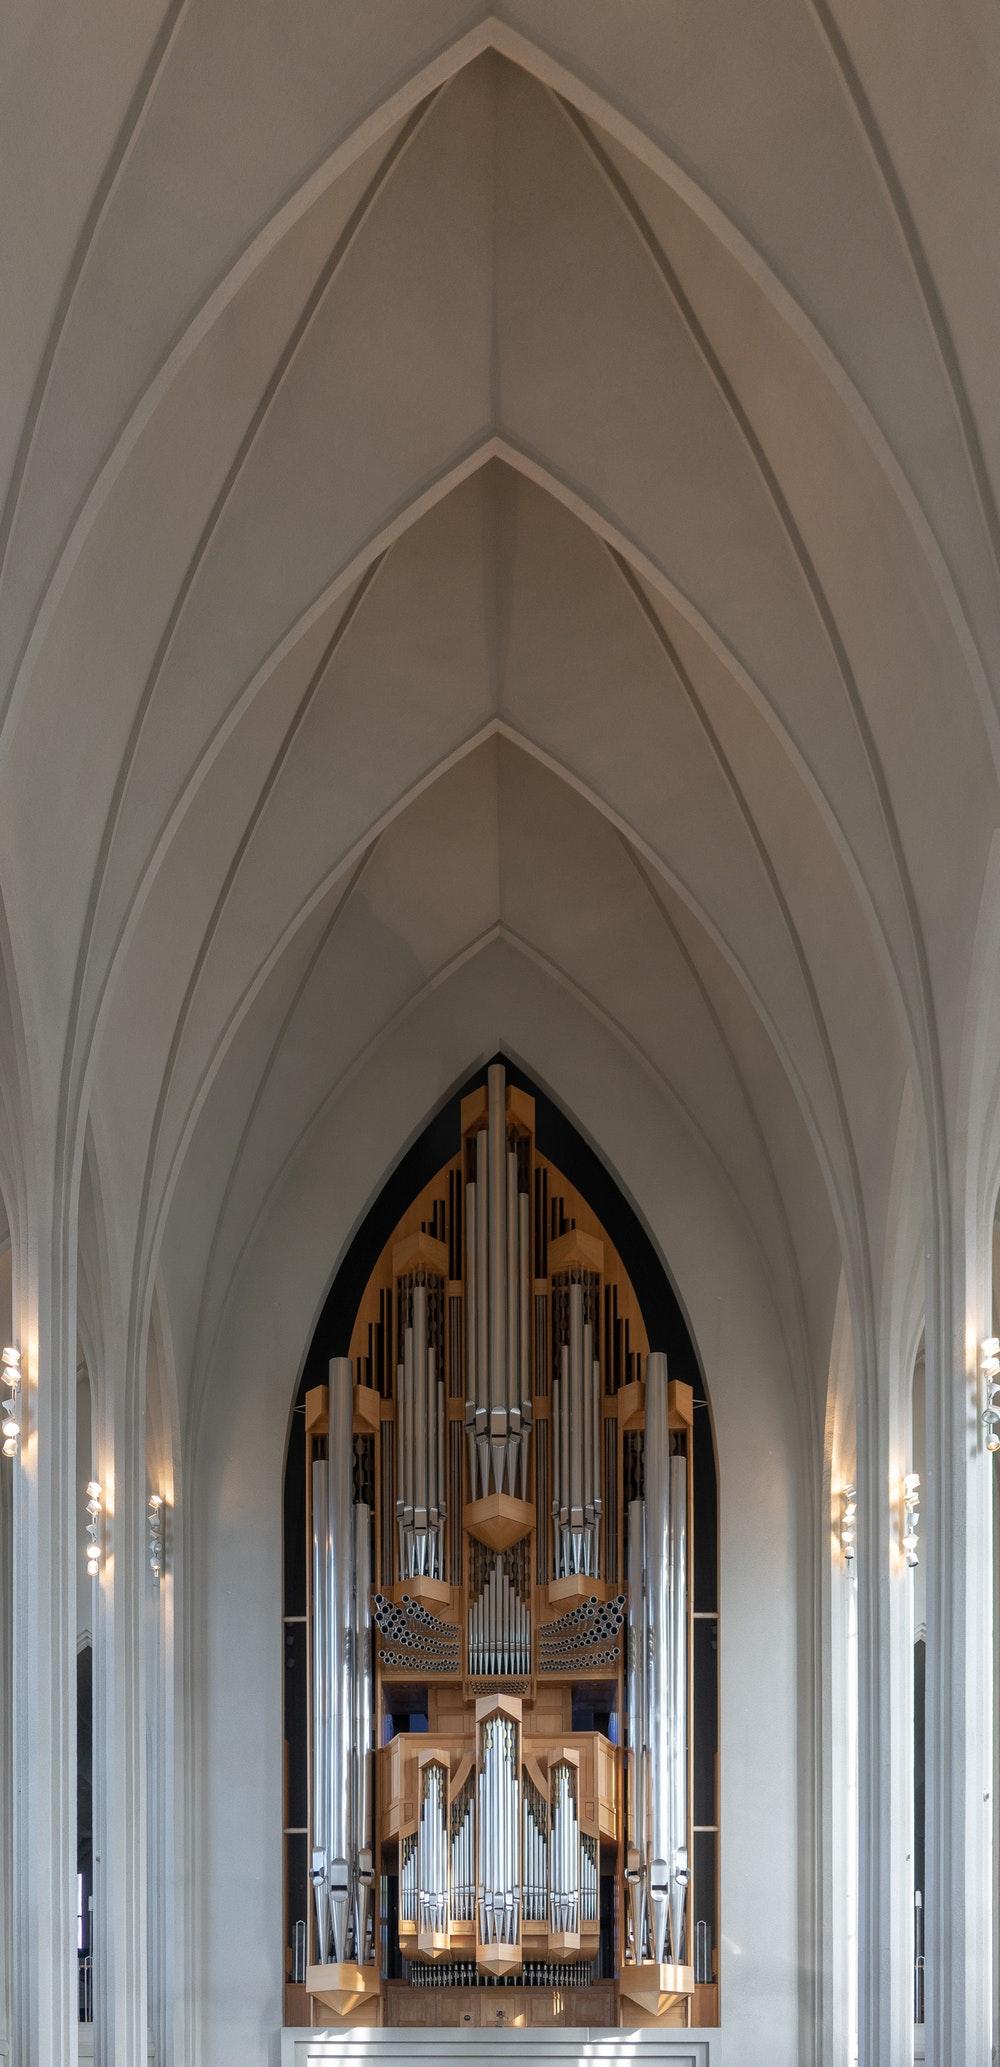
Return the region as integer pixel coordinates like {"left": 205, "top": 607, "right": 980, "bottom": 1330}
{"left": 148, "top": 1493, "right": 164, "bottom": 1578}
{"left": 902, "top": 1473, "right": 920, "bottom": 1567}
{"left": 840, "top": 1484, "right": 857, "bottom": 1568}
{"left": 1, "top": 1345, "right": 21, "bottom": 1457}
{"left": 980, "top": 1338, "right": 1000, "bottom": 1453}
{"left": 85, "top": 1481, "right": 103, "bottom": 1578}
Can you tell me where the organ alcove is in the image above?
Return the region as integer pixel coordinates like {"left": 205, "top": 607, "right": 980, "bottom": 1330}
{"left": 283, "top": 1061, "right": 719, "bottom": 2031}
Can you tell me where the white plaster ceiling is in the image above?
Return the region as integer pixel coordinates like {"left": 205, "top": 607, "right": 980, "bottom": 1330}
{"left": 1, "top": 8, "right": 998, "bottom": 1433}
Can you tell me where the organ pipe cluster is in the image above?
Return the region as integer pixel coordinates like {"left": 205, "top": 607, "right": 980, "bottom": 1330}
{"left": 310, "top": 1356, "right": 375, "bottom": 1969}
{"left": 464, "top": 1066, "right": 532, "bottom": 1498}
{"left": 625, "top": 1351, "right": 689, "bottom": 1969}
{"left": 417, "top": 1761, "right": 449, "bottom": 1933}
{"left": 301, "top": 1064, "right": 707, "bottom": 2025}
{"left": 477, "top": 1708, "right": 521, "bottom": 1947}
{"left": 467, "top": 1541, "right": 531, "bottom": 1677}
{"left": 396, "top": 1278, "right": 446, "bottom": 1578}
{"left": 550, "top": 1278, "right": 602, "bottom": 1576}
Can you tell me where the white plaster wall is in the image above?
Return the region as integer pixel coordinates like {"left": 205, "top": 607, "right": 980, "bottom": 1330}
{"left": 191, "top": 942, "right": 810, "bottom": 2067}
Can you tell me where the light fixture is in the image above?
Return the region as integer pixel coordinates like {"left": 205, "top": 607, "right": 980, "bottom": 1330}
{"left": 840, "top": 1484, "right": 857, "bottom": 1568}
{"left": 980, "top": 1337, "right": 1000, "bottom": 1453}
{"left": 148, "top": 1493, "right": 164, "bottom": 1578}
{"left": 902, "top": 1473, "right": 920, "bottom": 1567}
{"left": 1, "top": 1345, "right": 21, "bottom": 1458}
{"left": 85, "top": 1480, "right": 103, "bottom": 1578}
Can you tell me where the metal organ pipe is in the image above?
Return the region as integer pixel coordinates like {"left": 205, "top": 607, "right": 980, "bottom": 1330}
{"left": 625, "top": 1496, "right": 648, "bottom": 1964}
{"left": 353, "top": 1498, "right": 374, "bottom": 1964}
{"left": 477, "top": 1712, "right": 520, "bottom": 1946}
{"left": 464, "top": 1065, "right": 532, "bottom": 1500}
{"left": 668, "top": 1451, "right": 689, "bottom": 1963}
{"left": 418, "top": 1763, "right": 449, "bottom": 1933}
{"left": 641, "top": 1349, "right": 689, "bottom": 1968}
{"left": 310, "top": 1458, "right": 331, "bottom": 1962}
{"left": 327, "top": 1356, "right": 355, "bottom": 1965}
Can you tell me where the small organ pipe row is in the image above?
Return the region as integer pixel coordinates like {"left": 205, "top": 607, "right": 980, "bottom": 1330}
{"left": 407, "top": 1961, "right": 596, "bottom": 1988}
{"left": 450, "top": 1776, "right": 475, "bottom": 1921}
{"left": 401, "top": 1833, "right": 418, "bottom": 1922}
{"left": 467, "top": 1543, "right": 531, "bottom": 1677}
{"left": 625, "top": 1350, "right": 689, "bottom": 1968}
{"left": 311, "top": 1358, "right": 375, "bottom": 1967}
{"left": 581, "top": 1834, "right": 598, "bottom": 1924}
{"left": 522, "top": 1777, "right": 549, "bottom": 1921}
{"left": 550, "top": 1278, "right": 602, "bottom": 1577}
{"left": 464, "top": 1065, "right": 532, "bottom": 1498}
{"left": 417, "top": 1762, "right": 449, "bottom": 1933}
{"left": 396, "top": 1279, "right": 447, "bottom": 1579}
{"left": 477, "top": 1713, "right": 521, "bottom": 1945}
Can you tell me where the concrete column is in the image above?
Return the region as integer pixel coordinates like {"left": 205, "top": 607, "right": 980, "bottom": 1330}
{"left": 10, "top": 1205, "right": 80, "bottom": 2067}
{"left": 92, "top": 1371, "right": 148, "bottom": 2067}
{"left": 924, "top": 1231, "right": 994, "bottom": 2067}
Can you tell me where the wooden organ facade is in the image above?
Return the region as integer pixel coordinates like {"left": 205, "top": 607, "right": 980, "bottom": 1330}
{"left": 288, "top": 1064, "right": 719, "bottom": 2031}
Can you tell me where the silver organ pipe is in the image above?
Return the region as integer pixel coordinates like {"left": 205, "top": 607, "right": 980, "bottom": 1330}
{"left": 327, "top": 1356, "right": 355, "bottom": 1965}
{"left": 668, "top": 1451, "right": 689, "bottom": 1964}
{"left": 522, "top": 1777, "right": 549, "bottom": 1921}
{"left": 464, "top": 1064, "right": 532, "bottom": 1499}
{"left": 475, "top": 1125, "right": 488, "bottom": 1483}
{"left": 317, "top": 1357, "right": 376, "bottom": 1969}
{"left": 418, "top": 1762, "right": 449, "bottom": 1933}
{"left": 641, "top": 1350, "right": 689, "bottom": 1968}
{"left": 551, "top": 1282, "right": 602, "bottom": 1578}
{"left": 450, "top": 1775, "right": 475, "bottom": 1922}
{"left": 467, "top": 1544, "right": 530, "bottom": 1678}
{"left": 549, "top": 1761, "right": 580, "bottom": 1935}
{"left": 395, "top": 1280, "right": 446, "bottom": 1580}
{"left": 625, "top": 1495, "right": 649, "bottom": 1963}
{"left": 353, "top": 1499, "right": 374, "bottom": 1963}
{"left": 477, "top": 1712, "right": 520, "bottom": 1946}
{"left": 310, "top": 1458, "right": 331, "bottom": 1961}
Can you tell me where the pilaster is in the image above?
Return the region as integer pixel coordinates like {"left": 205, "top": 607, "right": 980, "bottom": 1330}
{"left": 10, "top": 1216, "right": 80, "bottom": 2067}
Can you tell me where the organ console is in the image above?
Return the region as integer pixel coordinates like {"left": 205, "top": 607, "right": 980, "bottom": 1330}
{"left": 299, "top": 1064, "right": 716, "bottom": 2029}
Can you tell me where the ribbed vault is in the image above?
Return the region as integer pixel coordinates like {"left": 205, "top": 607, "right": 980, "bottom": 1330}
{"left": 3, "top": 9, "right": 1000, "bottom": 2066}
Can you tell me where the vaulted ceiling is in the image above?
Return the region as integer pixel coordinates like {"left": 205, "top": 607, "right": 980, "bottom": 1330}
{"left": 2, "top": 6, "right": 999, "bottom": 1433}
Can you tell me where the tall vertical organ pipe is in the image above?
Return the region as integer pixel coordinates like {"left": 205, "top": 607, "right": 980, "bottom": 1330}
{"left": 642, "top": 1351, "right": 688, "bottom": 1967}
{"left": 464, "top": 1065, "right": 532, "bottom": 1498}
{"left": 310, "top": 1458, "right": 331, "bottom": 1961}
{"left": 311, "top": 1356, "right": 376, "bottom": 1968}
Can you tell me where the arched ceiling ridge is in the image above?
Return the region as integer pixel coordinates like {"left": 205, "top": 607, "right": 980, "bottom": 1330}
{"left": 0, "top": 87, "right": 436, "bottom": 759}
{"left": 0, "top": 14, "right": 494, "bottom": 722}
{"left": 617, "top": 827, "right": 819, "bottom": 1418}
{"left": 3, "top": 20, "right": 990, "bottom": 790}
{"left": 560, "top": 89, "right": 1000, "bottom": 762}
{"left": 805, "top": 0, "right": 1000, "bottom": 605}
{"left": 133, "top": 710, "right": 869, "bottom": 1409}
{"left": 77, "top": 438, "right": 924, "bottom": 1168}
{"left": 0, "top": 0, "right": 189, "bottom": 614}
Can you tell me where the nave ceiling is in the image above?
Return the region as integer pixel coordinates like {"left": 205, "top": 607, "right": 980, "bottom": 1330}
{"left": 1, "top": 6, "right": 999, "bottom": 1443}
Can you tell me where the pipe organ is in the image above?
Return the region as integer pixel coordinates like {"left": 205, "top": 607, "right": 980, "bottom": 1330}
{"left": 300, "top": 1065, "right": 716, "bottom": 2030}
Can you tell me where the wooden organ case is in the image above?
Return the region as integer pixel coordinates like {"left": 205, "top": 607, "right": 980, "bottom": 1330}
{"left": 299, "top": 1065, "right": 717, "bottom": 2030}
